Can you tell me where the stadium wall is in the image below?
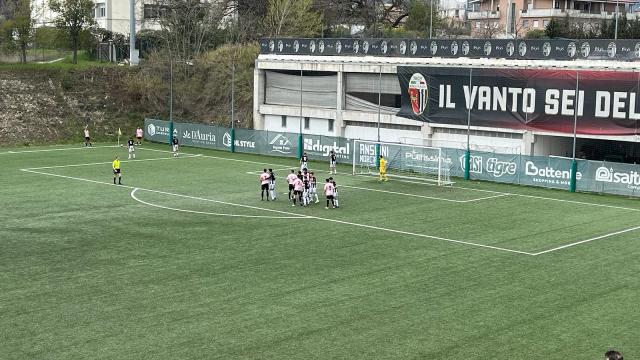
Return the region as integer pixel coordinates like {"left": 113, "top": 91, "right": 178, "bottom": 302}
{"left": 145, "top": 118, "right": 640, "bottom": 198}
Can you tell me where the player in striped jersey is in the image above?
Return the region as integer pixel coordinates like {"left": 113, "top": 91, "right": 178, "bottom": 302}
{"left": 309, "top": 172, "right": 319, "bottom": 204}
{"left": 268, "top": 168, "right": 277, "bottom": 201}
{"left": 331, "top": 178, "right": 340, "bottom": 208}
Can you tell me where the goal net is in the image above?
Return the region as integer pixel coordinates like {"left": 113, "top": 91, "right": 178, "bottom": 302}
{"left": 352, "top": 140, "right": 453, "bottom": 185}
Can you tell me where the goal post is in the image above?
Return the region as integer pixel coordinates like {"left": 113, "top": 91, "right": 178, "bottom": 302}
{"left": 352, "top": 139, "right": 453, "bottom": 186}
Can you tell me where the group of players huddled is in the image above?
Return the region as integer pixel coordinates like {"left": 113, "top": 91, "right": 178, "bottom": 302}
{"left": 259, "top": 151, "right": 341, "bottom": 209}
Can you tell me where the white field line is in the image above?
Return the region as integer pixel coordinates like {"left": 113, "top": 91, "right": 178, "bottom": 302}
{"left": 0, "top": 144, "right": 120, "bottom": 155}
{"left": 460, "top": 194, "right": 511, "bottom": 202}
{"left": 338, "top": 184, "right": 476, "bottom": 203}
{"left": 22, "top": 154, "right": 201, "bottom": 170}
{"left": 531, "top": 224, "right": 640, "bottom": 256}
{"left": 132, "top": 146, "right": 640, "bottom": 212}
{"left": 130, "top": 188, "right": 303, "bottom": 219}
{"left": 20, "top": 168, "right": 534, "bottom": 256}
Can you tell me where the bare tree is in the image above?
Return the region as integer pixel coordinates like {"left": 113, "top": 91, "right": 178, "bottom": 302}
{"left": 475, "top": 15, "right": 502, "bottom": 39}
{"left": 263, "top": 0, "right": 323, "bottom": 37}
{"left": 158, "top": 0, "right": 232, "bottom": 61}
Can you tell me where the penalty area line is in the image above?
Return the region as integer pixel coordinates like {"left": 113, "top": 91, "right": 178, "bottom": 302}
{"left": 0, "top": 144, "right": 120, "bottom": 155}
{"left": 21, "top": 154, "right": 202, "bottom": 170}
{"left": 530, "top": 224, "right": 640, "bottom": 256}
{"left": 130, "top": 188, "right": 303, "bottom": 219}
{"left": 20, "top": 168, "right": 533, "bottom": 256}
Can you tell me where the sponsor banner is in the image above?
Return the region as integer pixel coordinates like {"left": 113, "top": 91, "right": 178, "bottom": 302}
{"left": 144, "top": 118, "right": 174, "bottom": 143}
{"left": 458, "top": 151, "right": 520, "bottom": 184}
{"left": 303, "top": 135, "right": 352, "bottom": 162}
{"left": 228, "top": 128, "right": 258, "bottom": 152}
{"left": 397, "top": 66, "right": 640, "bottom": 135}
{"left": 578, "top": 160, "right": 640, "bottom": 196}
{"left": 145, "top": 118, "right": 640, "bottom": 197}
{"left": 260, "top": 38, "right": 640, "bottom": 61}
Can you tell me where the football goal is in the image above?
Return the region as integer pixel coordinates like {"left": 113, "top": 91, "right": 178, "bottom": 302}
{"left": 352, "top": 140, "right": 453, "bottom": 185}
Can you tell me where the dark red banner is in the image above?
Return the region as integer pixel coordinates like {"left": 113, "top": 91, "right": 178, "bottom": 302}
{"left": 397, "top": 66, "right": 640, "bottom": 135}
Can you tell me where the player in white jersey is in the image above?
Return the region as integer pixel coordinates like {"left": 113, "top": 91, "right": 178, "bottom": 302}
{"left": 259, "top": 169, "right": 270, "bottom": 201}
{"left": 292, "top": 175, "right": 304, "bottom": 206}
{"left": 323, "top": 178, "right": 335, "bottom": 209}
{"left": 127, "top": 138, "right": 136, "bottom": 159}
{"left": 309, "top": 172, "right": 320, "bottom": 203}
{"left": 286, "top": 170, "right": 297, "bottom": 201}
{"left": 300, "top": 152, "right": 309, "bottom": 171}
{"left": 329, "top": 150, "right": 337, "bottom": 174}
{"left": 83, "top": 127, "right": 92, "bottom": 147}
{"left": 268, "top": 168, "right": 277, "bottom": 200}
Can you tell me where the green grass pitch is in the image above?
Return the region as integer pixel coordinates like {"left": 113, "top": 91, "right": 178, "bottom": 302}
{"left": 1, "top": 142, "right": 639, "bottom": 359}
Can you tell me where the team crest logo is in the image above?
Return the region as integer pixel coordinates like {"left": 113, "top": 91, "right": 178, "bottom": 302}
{"left": 483, "top": 41, "right": 492, "bottom": 56}
{"left": 567, "top": 42, "right": 576, "bottom": 57}
{"left": 518, "top": 42, "right": 527, "bottom": 57}
{"left": 462, "top": 41, "right": 470, "bottom": 55}
{"left": 543, "top": 42, "right": 551, "bottom": 57}
{"left": 451, "top": 41, "right": 458, "bottom": 55}
{"left": 399, "top": 41, "right": 407, "bottom": 55}
{"left": 607, "top": 42, "right": 617, "bottom": 58}
{"left": 506, "top": 42, "right": 514, "bottom": 56}
{"left": 408, "top": 73, "right": 429, "bottom": 116}
{"left": 581, "top": 42, "right": 590, "bottom": 57}
{"left": 293, "top": 40, "right": 299, "bottom": 53}
{"left": 635, "top": 43, "right": 640, "bottom": 58}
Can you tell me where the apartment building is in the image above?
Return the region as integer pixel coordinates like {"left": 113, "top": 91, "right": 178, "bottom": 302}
{"left": 31, "top": 0, "right": 164, "bottom": 34}
{"left": 467, "top": 0, "right": 638, "bottom": 37}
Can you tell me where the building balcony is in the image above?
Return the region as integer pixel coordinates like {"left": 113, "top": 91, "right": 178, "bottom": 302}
{"left": 467, "top": 10, "right": 501, "bottom": 20}
{"left": 519, "top": 8, "right": 629, "bottom": 19}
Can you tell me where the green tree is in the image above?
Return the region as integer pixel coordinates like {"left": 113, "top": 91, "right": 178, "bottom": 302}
{"left": 48, "top": 0, "right": 95, "bottom": 64}
{"left": 13, "top": 0, "right": 33, "bottom": 64}
{"left": 263, "top": 0, "right": 323, "bottom": 37}
{"left": 545, "top": 18, "right": 564, "bottom": 38}
{"left": 404, "top": 0, "right": 441, "bottom": 37}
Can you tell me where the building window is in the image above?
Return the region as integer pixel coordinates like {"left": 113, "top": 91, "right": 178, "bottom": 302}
{"left": 328, "top": 119, "right": 334, "bottom": 132}
{"left": 95, "top": 3, "right": 106, "bottom": 18}
{"left": 281, "top": 115, "right": 287, "bottom": 128}
{"left": 304, "top": 117, "right": 310, "bottom": 130}
{"left": 523, "top": 19, "right": 529, "bottom": 27}
{"left": 533, "top": 20, "right": 539, "bottom": 27}
{"left": 543, "top": 19, "right": 549, "bottom": 27}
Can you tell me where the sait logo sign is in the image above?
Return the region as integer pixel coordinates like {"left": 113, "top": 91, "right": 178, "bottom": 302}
{"left": 408, "top": 73, "right": 429, "bottom": 116}
{"left": 595, "top": 166, "right": 613, "bottom": 182}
